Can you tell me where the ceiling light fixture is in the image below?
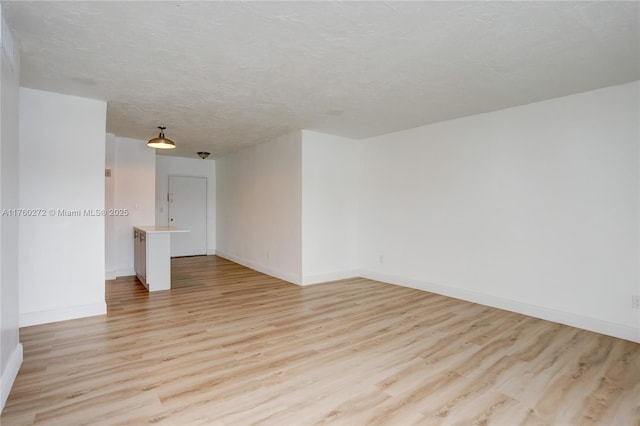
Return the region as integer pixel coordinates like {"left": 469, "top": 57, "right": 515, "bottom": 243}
{"left": 197, "top": 152, "right": 210, "bottom": 160}
{"left": 147, "top": 126, "right": 176, "bottom": 149}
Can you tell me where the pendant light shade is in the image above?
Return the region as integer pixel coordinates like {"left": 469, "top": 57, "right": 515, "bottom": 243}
{"left": 147, "top": 126, "right": 176, "bottom": 149}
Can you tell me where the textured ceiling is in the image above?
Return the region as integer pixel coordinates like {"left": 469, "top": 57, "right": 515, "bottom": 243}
{"left": 3, "top": 1, "right": 639, "bottom": 159}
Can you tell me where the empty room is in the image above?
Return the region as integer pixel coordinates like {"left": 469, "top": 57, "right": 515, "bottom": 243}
{"left": 0, "top": 1, "right": 639, "bottom": 425}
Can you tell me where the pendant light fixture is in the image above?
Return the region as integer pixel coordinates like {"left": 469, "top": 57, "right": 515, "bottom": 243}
{"left": 147, "top": 126, "right": 176, "bottom": 149}
{"left": 197, "top": 152, "right": 210, "bottom": 159}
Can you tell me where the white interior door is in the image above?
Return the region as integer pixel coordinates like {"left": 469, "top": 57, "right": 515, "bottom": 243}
{"left": 168, "top": 176, "right": 207, "bottom": 257}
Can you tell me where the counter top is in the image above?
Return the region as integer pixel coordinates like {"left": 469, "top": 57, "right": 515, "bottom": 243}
{"left": 134, "top": 226, "right": 190, "bottom": 233}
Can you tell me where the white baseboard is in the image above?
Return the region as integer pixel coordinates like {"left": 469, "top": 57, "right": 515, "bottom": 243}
{"left": 215, "top": 250, "right": 302, "bottom": 285}
{"left": 302, "top": 270, "right": 359, "bottom": 286}
{"left": 1, "top": 343, "right": 23, "bottom": 413}
{"left": 359, "top": 270, "right": 640, "bottom": 343}
{"left": 105, "top": 270, "right": 117, "bottom": 280}
{"left": 116, "top": 268, "right": 135, "bottom": 278}
{"left": 19, "top": 302, "right": 107, "bottom": 327}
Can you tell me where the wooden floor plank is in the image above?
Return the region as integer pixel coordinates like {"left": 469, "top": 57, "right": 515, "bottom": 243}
{"left": 2, "top": 255, "right": 638, "bottom": 425}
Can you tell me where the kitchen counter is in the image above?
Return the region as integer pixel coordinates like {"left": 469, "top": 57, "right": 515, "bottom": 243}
{"left": 133, "top": 226, "right": 190, "bottom": 291}
{"left": 134, "top": 226, "right": 189, "bottom": 234}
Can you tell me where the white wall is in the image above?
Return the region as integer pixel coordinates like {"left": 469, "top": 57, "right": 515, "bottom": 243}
{"left": 112, "top": 136, "right": 155, "bottom": 277}
{"left": 301, "top": 130, "right": 359, "bottom": 284}
{"left": 155, "top": 155, "right": 216, "bottom": 254}
{"left": 19, "top": 88, "right": 107, "bottom": 327}
{"left": 0, "top": 12, "right": 22, "bottom": 412}
{"left": 104, "top": 133, "right": 117, "bottom": 279}
{"left": 359, "top": 81, "right": 640, "bottom": 342}
{"left": 216, "top": 131, "right": 302, "bottom": 284}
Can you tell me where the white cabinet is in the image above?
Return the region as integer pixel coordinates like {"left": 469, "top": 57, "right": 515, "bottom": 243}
{"left": 133, "top": 229, "right": 147, "bottom": 287}
{"left": 133, "top": 226, "right": 189, "bottom": 291}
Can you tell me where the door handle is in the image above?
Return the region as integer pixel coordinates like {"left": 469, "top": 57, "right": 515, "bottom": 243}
{"left": 170, "top": 217, "right": 174, "bottom": 222}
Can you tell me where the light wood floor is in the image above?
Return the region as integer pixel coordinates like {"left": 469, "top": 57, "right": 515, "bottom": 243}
{"left": 2, "top": 256, "right": 639, "bottom": 425}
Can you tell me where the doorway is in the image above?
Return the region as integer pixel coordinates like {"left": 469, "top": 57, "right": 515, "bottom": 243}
{"left": 168, "top": 175, "right": 207, "bottom": 257}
